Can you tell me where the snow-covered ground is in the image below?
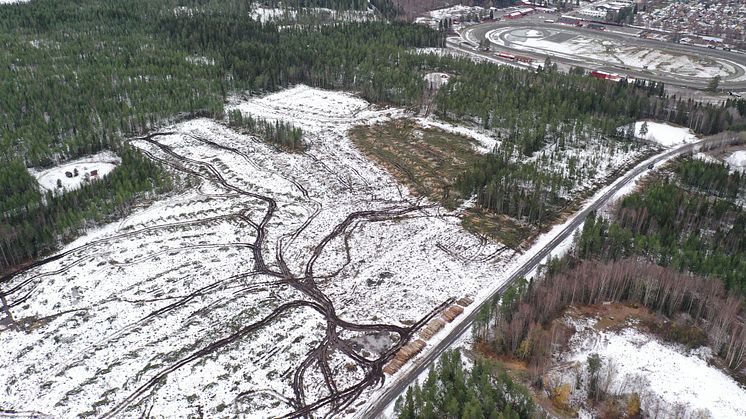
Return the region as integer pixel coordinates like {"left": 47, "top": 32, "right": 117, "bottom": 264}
{"left": 1, "top": 86, "right": 517, "bottom": 418}
{"left": 251, "top": 6, "right": 297, "bottom": 22}
{"left": 28, "top": 151, "right": 121, "bottom": 194}
{"left": 412, "top": 47, "right": 469, "bottom": 59}
{"left": 423, "top": 72, "right": 450, "bottom": 89}
{"left": 0, "top": 0, "right": 30, "bottom": 4}
{"left": 557, "top": 320, "right": 746, "bottom": 418}
{"left": 185, "top": 55, "right": 214, "bottom": 66}
{"left": 360, "top": 130, "right": 686, "bottom": 419}
{"left": 628, "top": 121, "right": 699, "bottom": 147}
{"left": 525, "top": 126, "right": 653, "bottom": 200}
{"left": 416, "top": 116, "right": 499, "bottom": 154}
{"left": 427, "top": 5, "right": 485, "bottom": 21}
{"left": 250, "top": 4, "right": 373, "bottom": 23}
{"left": 693, "top": 151, "right": 722, "bottom": 165}
{"left": 725, "top": 150, "right": 746, "bottom": 172}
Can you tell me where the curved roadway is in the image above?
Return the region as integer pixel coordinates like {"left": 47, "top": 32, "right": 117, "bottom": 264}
{"left": 358, "top": 136, "right": 732, "bottom": 418}
{"left": 463, "top": 20, "right": 746, "bottom": 90}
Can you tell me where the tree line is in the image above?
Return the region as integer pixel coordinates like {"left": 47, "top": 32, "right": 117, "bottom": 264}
{"left": 2, "top": 0, "right": 744, "bottom": 275}
{"left": 469, "top": 156, "right": 746, "bottom": 405}
{"left": 227, "top": 110, "right": 304, "bottom": 151}
{"left": 0, "top": 146, "right": 172, "bottom": 272}
{"left": 433, "top": 57, "right": 743, "bottom": 230}
{"left": 455, "top": 147, "right": 568, "bottom": 227}
{"left": 474, "top": 258, "right": 746, "bottom": 385}
{"left": 577, "top": 160, "right": 746, "bottom": 292}
{"left": 0, "top": 0, "right": 444, "bottom": 272}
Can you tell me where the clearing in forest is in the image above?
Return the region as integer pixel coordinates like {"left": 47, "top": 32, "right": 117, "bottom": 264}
{"left": 0, "top": 86, "right": 516, "bottom": 418}
{"left": 349, "top": 118, "right": 484, "bottom": 210}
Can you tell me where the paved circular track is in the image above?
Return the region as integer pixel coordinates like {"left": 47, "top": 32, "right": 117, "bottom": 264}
{"left": 464, "top": 20, "right": 746, "bottom": 90}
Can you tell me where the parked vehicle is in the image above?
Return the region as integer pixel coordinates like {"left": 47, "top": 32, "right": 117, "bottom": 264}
{"left": 498, "top": 52, "right": 516, "bottom": 60}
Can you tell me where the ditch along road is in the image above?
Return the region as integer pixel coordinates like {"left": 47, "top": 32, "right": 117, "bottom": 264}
{"left": 358, "top": 135, "right": 736, "bottom": 418}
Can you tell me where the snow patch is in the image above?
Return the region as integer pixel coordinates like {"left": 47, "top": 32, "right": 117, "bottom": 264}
{"left": 562, "top": 326, "right": 746, "bottom": 418}
{"left": 251, "top": 6, "right": 296, "bottom": 22}
{"left": 416, "top": 116, "right": 499, "bottom": 153}
{"left": 693, "top": 151, "right": 722, "bottom": 165}
{"left": 487, "top": 27, "right": 740, "bottom": 79}
{"left": 631, "top": 121, "right": 698, "bottom": 147}
{"left": 725, "top": 150, "right": 746, "bottom": 172}
{"left": 28, "top": 151, "right": 121, "bottom": 195}
{"left": 427, "top": 5, "right": 485, "bottom": 21}
{"left": 186, "top": 55, "right": 214, "bottom": 66}
{"left": 423, "top": 72, "right": 450, "bottom": 89}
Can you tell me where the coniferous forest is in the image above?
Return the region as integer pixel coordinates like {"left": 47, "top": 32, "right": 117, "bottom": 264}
{"left": 3, "top": 0, "right": 746, "bottom": 417}
{"left": 227, "top": 110, "right": 305, "bottom": 151}
{"left": 472, "top": 156, "right": 746, "bottom": 399}
{"left": 0, "top": 0, "right": 441, "bottom": 272}
{"left": 395, "top": 350, "right": 535, "bottom": 419}
{"left": 576, "top": 158, "right": 746, "bottom": 292}
{"left": 2, "top": 0, "right": 746, "bottom": 274}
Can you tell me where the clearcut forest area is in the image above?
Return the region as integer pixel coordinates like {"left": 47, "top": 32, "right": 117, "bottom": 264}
{"left": 1, "top": 0, "right": 746, "bottom": 418}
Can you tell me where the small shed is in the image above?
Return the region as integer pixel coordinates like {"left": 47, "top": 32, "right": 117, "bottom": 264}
{"left": 90, "top": 169, "right": 99, "bottom": 177}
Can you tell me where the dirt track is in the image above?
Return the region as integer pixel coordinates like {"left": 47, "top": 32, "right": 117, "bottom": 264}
{"left": 0, "top": 130, "right": 448, "bottom": 418}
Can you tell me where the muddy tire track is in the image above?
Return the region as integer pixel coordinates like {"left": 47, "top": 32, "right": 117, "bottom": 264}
{"left": 4, "top": 130, "right": 450, "bottom": 418}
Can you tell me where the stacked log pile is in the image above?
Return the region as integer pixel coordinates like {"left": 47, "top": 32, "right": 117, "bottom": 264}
{"left": 383, "top": 296, "right": 475, "bottom": 375}
{"left": 383, "top": 339, "right": 426, "bottom": 375}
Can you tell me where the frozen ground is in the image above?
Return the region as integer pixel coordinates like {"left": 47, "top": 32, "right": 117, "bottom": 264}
{"left": 725, "top": 150, "right": 746, "bottom": 172}
{"left": 250, "top": 4, "right": 372, "bottom": 23}
{"left": 555, "top": 320, "right": 746, "bottom": 418}
{"left": 628, "top": 121, "right": 698, "bottom": 147}
{"left": 427, "top": 5, "right": 484, "bottom": 21}
{"left": 28, "top": 151, "right": 121, "bottom": 195}
{"left": 423, "top": 72, "right": 450, "bottom": 89}
{"left": 0, "top": 86, "right": 516, "bottom": 418}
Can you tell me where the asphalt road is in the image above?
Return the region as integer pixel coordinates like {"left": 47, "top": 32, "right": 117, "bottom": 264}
{"left": 358, "top": 137, "right": 724, "bottom": 418}
{"left": 461, "top": 20, "right": 746, "bottom": 90}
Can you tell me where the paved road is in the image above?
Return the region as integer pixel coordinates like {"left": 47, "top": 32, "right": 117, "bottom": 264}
{"left": 461, "top": 20, "right": 746, "bottom": 90}
{"left": 358, "top": 137, "right": 725, "bottom": 418}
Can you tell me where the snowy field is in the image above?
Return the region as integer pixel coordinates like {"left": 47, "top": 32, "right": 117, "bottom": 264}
{"left": 486, "top": 27, "right": 743, "bottom": 79}
{"left": 624, "top": 121, "right": 699, "bottom": 147}
{"left": 423, "top": 72, "right": 450, "bottom": 90}
{"left": 427, "top": 5, "right": 484, "bottom": 21}
{"left": 0, "top": 86, "right": 516, "bottom": 418}
{"left": 250, "top": 5, "right": 373, "bottom": 23}
{"left": 28, "top": 151, "right": 121, "bottom": 195}
{"left": 555, "top": 319, "right": 746, "bottom": 418}
{"left": 725, "top": 150, "right": 746, "bottom": 172}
